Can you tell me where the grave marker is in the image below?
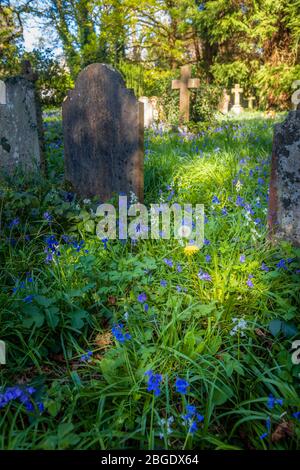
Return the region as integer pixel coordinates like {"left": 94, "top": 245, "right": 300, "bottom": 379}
{"left": 247, "top": 96, "right": 255, "bottom": 109}
{"left": 268, "top": 110, "right": 300, "bottom": 246}
{"left": 63, "top": 63, "right": 144, "bottom": 202}
{"left": 0, "top": 75, "right": 43, "bottom": 175}
{"left": 218, "top": 88, "right": 230, "bottom": 114}
{"left": 231, "top": 83, "right": 243, "bottom": 114}
{"left": 172, "top": 65, "right": 200, "bottom": 123}
{"left": 0, "top": 80, "right": 6, "bottom": 104}
{"left": 139, "top": 96, "right": 154, "bottom": 127}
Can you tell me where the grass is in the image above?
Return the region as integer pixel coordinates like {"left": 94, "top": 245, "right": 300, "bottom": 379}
{"left": 0, "top": 110, "right": 299, "bottom": 450}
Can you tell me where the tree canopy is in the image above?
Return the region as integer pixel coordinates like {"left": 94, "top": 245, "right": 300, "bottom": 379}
{"left": 1, "top": 0, "right": 299, "bottom": 108}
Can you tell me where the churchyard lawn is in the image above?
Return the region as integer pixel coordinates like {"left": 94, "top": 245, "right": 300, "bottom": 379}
{"left": 0, "top": 110, "right": 299, "bottom": 450}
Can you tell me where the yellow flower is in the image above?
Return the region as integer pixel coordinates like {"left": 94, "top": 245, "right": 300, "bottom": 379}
{"left": 184, "top": 244, "right": 200, "bottom": 256}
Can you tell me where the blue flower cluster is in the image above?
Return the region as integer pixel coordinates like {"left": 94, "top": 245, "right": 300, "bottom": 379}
{"left": 44, "top": 235, "right": 60, "bottom": 263}
{"left": 182, "top": 404, "right": 204, "bottom": 434}
{"left": 137, "top": 292, "right": 149, "bottom": 312}
{"left": 81, "top": 351, "right": 93, "bottom": 362}
{"left": 112, "top": 323, "right": 131, "bottom": 343}
{"left": 0, "top": 386, "right": 44, "bottom": 413}
{"left": 175, "top": 378, "right": 189, "bottom": 394}
{"left": 145, "top": 370, "right": 163, "bottom": 396}
{"left": 198, "top": 270, "right": 211, "bottom": 282}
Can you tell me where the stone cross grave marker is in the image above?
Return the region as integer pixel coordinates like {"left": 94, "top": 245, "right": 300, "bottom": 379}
{"left": 247, "top": 96, "right": 255, "bottom": 109}
{"left": 268, "top": 110, "right": 300, "bottom": 246}
{"left": 0, "top": 76, "right": 43, "bottom": 175}
{"left": 172, "top": 65, "right": 200, "bottom": 123}
{"left": 231, "top": 83, "right": 243, "bottom": 114}
{"left": 63, "top": 63, "right": 144, "bottom": 202}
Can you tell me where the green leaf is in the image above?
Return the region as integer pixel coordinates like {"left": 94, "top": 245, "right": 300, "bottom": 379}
{"left": 211, "top": 381, "right": 234, "bottom": 406}
{"left": 45, "top": 307, "right": 60, "bottom": 329}
{"left": 69, "top": 309, "right": 88, "bottom": 329}
{"left": 35, "top": 295, "right": 55, "bottom": 308}
{"left": 84, "top": 219, "right": 95, "bottom": 233}
{"left": 281, "top": 322, "right": 298, "bottom": 338}
{"left": 269, "top": 319, "right": 298, "bottom": 338}
{"left": 57, "top": 423, "right": 74, "bottom": 440}
{"left": 22, "top": 305, "right": 44, "bottom": 328}
{"left": 268, "top": 319, "right": 282, "bottom": 337}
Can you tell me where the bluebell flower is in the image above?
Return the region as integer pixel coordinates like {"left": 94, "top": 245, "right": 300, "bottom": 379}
{"left": 163, "top": 258, "right": 173, "bottom": 268}
{"left": 203, "top": 239, "right": 210, "bottom": 246}
{"left": 276, "top": 259, "right": 287, "bottom": 270}
{"left": 198, "top": 270, "right": 211, "bottom": 282}
{"left": 23, "top": 295, "right": 34, "bottom": 303}
{"left": 0, "top": 385, "right": 43, "bottom": 414}
{"left": 240, "top": 254, "right": 246, "bottom": 263}
{"left": 44, "top": 235, "right": 60, "bottom": 263}
{"left": 177, "top": 264, "right": 182, "bottom": 273}
{"left": 292, "top": 411, "right": 300, "bottom": 420}
{"left": 259, "top": 417, "right": 271, "bottom": 440}
{"left": 81, "top": 350, "right": 93, "bottom": 362}
{"left": 160, "top": 280, "right": 167, "bottom": 287}
{"left": 212, "top": 196, "right": 220, "bottom": 204}
{"left": 144, "top": 303, "right": 149, "bottom": 312}
{"left": 101, "top": 238, "right": 108, "bottom": 249}
{"left": 236, "top": 196, "right": 245, "bottom": 207}
{"left": 221, "top": 207, "right": 227, "bottom": 216}
{"left": 182, "top": 404, "right": 204, "bottom": 434}
{"left": 205, "top": 254, "right": 211, "bottom": 263}
{"left": 112, "top": 323, "right": 131, "bottom": 343}
{"left": 246, "top": 275, "right": 254, "bottom": 288}
{"left": 9, "top": 218, "right": 20, "bottom": 229}
{"left": 175, "top": 378, "right": 189, "bottom": 394}
{"left": 43, "top": 212, "right": 52, "bottom": 222}
{"left": 137, "top": 292, "right": 147, "bottom": 303}
{"left": 261, "top": 263, "right": 269, "bottom": 272}
{"left": 267, "top": 395, "right": 283, "bottom": 410}
{"left": 145, "top": 370, "right": 162, "bottom": 396}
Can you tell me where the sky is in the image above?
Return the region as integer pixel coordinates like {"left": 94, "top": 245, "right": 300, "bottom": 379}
{"left": 23, "top": 17, "right": 42, "bottom": 51}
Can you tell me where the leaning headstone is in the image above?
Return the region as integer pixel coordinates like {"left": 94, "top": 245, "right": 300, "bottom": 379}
{"left": 268, "top": 110, "right": 300, "bottom": 246}
{"left": 218, "top": 89, "right": 230, "bottom": 114}
{"left": 63, "top": 63, "right": 144, "bottom": 201}
{"left": 0, "top": 75, "right": 43, "bottom": 175}
{"left": 139, "top": 96, "right": 154, "bottom": 127}
{"left": 231, "top": 83, "right": 243, "bottom": 114}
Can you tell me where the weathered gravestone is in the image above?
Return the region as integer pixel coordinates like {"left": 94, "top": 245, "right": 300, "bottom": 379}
{"left": 218, "top": 89, "right": 230, "bottom": 114}
{"left": 0, "top": 76, "right": 43, "bottom": 175}
{"left": 231, "top": 83, "right": 243, "bottom": 114}
{"left": 268, "top": 110, "right": 300, "bottom": 246}
{"left": 139, "top": 96, "right": 154, "bottom": 128}
{"left": 149, "top": 96, "right": 162, "bottom": 122}
{"left": 247, "top": 96, "right": 255, "bottom": 110}
{"left": 63, "top": 63, "right": 144, "bottom": 201}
